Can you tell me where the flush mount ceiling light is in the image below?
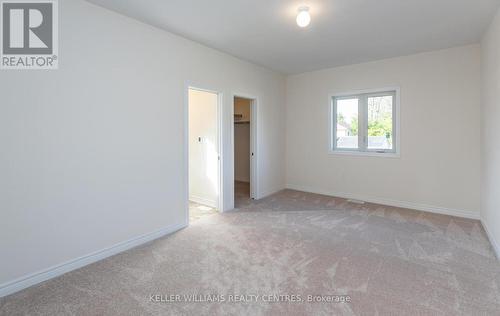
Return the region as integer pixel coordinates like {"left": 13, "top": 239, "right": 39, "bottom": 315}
{"left": 296, "top": 6, "right": 311, "bottom": 28}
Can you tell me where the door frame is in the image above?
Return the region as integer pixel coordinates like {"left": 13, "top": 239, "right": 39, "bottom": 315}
{"left": 232, "top": 93, "right": 259, "bottom": 201}
{"left": 184, "top": 84, "right": 224, "bottom": 225}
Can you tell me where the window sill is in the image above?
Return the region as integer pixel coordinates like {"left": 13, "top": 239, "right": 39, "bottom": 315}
{"left": 329, "top": 150, "right": 400, "bottom": 158}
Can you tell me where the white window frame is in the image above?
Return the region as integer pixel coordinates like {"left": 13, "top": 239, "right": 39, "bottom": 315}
{"left": 329, "top": 87, "right": 400, "bottom": 158}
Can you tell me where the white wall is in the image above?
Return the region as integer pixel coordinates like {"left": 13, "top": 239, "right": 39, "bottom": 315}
{"left": 286, "top": 45, "right": 481, "bottom": 218}
{"left": 189, "top": 89, "right": 219, "bottom": 207}
{"left": 0, "top": 0, "right": 286, "bottom": 292}
{"left": 481, "top": 7, "right": 500, "bottom": 258}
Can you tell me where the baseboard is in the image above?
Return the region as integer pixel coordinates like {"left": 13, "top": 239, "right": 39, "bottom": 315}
{"left": 286, "top": 184, "right": 479, "bottom": 220}
{"left": 258, "top": 186, "right": 285, "bottom": 200}
{"left": 0, "top": 222, "right": 187, "bottom": 298}
{"left": 481, "top": 219, "right": 500, "bottom": 260}
{"left": 189, "top": 195, "right": 217, "bottom": 208}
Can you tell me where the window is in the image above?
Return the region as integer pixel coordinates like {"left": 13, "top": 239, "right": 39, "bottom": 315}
{"left": 331, "top": 88, "right": 399, "bottom": 156}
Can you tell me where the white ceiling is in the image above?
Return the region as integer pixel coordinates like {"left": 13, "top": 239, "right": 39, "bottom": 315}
{"left": 88, "top": 0, "right": 500, "bottom": 74}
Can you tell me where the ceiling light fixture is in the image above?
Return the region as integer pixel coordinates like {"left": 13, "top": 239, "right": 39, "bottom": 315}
{"left": 296, "top": 6, "right": 311, "bottom": 28}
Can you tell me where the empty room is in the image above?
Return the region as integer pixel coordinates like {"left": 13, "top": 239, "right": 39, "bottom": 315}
{"left": 1, "top": 0, "right": 500, "bottom": 315}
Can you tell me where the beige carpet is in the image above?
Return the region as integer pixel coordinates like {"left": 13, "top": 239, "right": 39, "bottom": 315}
{"left": 1, "top": 190, "right": 499, "bottom": 315}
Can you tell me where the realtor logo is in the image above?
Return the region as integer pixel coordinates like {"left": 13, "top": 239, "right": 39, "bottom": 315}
{"left": 1, "top": 0, "right": 58, "bottom": 69}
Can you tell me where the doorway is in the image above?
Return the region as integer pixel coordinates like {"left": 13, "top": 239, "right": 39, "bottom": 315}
{"left": 233, "top": 96, "right": 257, "bottom": 207}
{"left": 188, "top": 87, "right": 221, "bottom": 223}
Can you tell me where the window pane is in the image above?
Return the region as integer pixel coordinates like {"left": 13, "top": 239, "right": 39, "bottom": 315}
{"left": 336, "top": 98, "right": 359, "bottom": 149}
{"left": 367, "top": 95, "right": 393, "bottom": 150}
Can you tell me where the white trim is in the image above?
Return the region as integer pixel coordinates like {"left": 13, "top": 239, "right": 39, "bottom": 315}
{"left": 329, "top": 86, "right": 401, "bottom": 158}
{"left": 232, "top": 93, "right": 260, "bottom": 200}
{"left": 482, "top": 219, "right": 500, "bottom": 260}
{"left": 250, "top": 98, "right": 259, "bottom": 199}
{"left": 216, "top": 91, "right": 224, "bottom": 211}
{"left": 286, "top": 184, "right": 479, "bottom": 220}
{"left": 0, "top": 222, "right": 186, "bottom": 298}
{"left": 258, "top": 187, "right": 284, "bottom": 200}
{"left": 329, "top": 86, "right": 401, "bottom": 98}
{"left": 228, "top": 99, "right": 236, "bottom": 211}
{"left": 189, "top": 195, "right": 217, "bottom": 208}
{"left": 184, "top": 83, "right": 190, "bottom": 225}
{"left": 328, "top": 150, "right": 400, "bottom": 158}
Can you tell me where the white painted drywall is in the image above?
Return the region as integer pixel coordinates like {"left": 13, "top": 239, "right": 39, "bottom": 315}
{"left": 234, "top": 98, "right": 251, "bottom": 183}
{"left": 286, "top": 45, "right": 481, "bottom": 218}
{"left": 189, "top": 89, "right": 219, "bottom": 207}
{"left": 481, "top": 7, "right": 500, "bottom": 257}
{"left": 0, "top": 0, "right": 286, "bottom": 290}
{"left": 87, "top": 0, "right": 500, "bottom": 74}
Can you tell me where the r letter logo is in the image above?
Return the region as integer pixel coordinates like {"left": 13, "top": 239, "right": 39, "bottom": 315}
{"left": 1, "top": 0, "right": 58, "bottom": 69}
